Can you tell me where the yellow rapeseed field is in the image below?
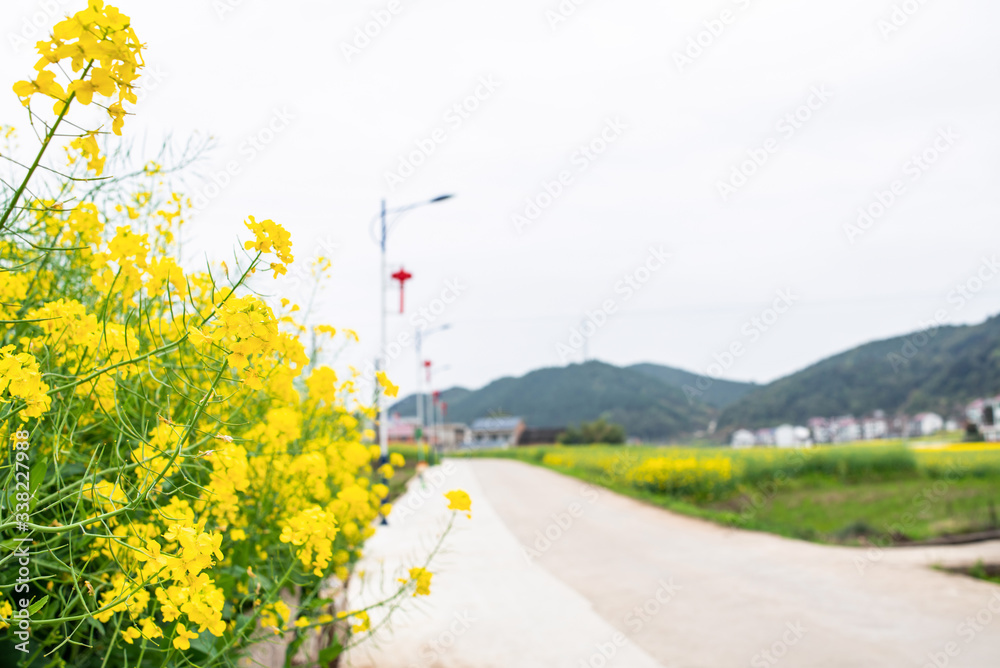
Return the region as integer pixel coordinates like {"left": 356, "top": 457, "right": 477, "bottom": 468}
{"left": 525, "top": 440, "right": 1000, "bottom": 502}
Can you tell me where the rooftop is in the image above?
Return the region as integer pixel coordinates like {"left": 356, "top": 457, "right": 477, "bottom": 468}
{"left": 471, "top": 417, "right": 524, "bottom": 431}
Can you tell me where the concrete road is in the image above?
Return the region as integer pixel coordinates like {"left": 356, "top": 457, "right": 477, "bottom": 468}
{"left": 345, "top": 459, "right": 1000, "bottom": 668}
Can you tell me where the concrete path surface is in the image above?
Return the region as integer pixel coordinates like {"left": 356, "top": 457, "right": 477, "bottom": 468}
{"left": 345, "top": 459, "right": 1000, "bottom": 668}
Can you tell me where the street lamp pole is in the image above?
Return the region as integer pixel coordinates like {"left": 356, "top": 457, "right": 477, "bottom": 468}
{"left": 415, "top": 329, "right": 423, "bottom": 443}
{"left": 427, "top": 364, "right": 451, "bottom": 457}
{"left": 378, "top": 198, "right": 389, "bottom": 462}
{"left": 374, "top": 194, "right": 454, "bottom": 462}
{"left": 414, "top": 324, "right": 451, "bottom": 458}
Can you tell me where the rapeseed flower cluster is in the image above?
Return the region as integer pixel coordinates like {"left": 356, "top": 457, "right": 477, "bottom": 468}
{"left": 0, "top": 345, "right": 51, "bottom": 419}
{"left": 626, "top": 455, "right": 734, "bottom": 499}
{"left": 14, "top": 0, "right": 144, "bottom": 133}
{"left": 0, "top": 4, "right": 465, "bottom": 666}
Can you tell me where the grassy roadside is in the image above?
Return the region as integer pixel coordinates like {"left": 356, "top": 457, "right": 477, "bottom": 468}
{"left": 968, "top": 562, "right": 1000, "bottom": 585}
{"left": 456, "top": 445, "right": 1000, "bottom": 546}
{"left": 706, "top": 475, "right": 1000, "bottom": 544}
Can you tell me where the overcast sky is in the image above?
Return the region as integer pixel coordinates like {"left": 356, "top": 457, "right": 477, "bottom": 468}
{"left": 4, "top": 0, "right": 1000, "bottom": 397}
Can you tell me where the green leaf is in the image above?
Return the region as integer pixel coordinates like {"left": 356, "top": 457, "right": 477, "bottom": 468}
{"left": 318, "top": 641, "right": 343, "bottom": 664}
{"left": 28, "top": 455, "right": 48, "bottom": 497}
{"left": 284, "top": 635, "right": 307, "bottom": 668}
{"left": 28, "top": 595, "right": 49, "bottom": 615}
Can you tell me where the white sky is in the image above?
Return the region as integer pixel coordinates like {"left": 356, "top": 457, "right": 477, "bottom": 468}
{"left": 3, "top": 0, "right": 1000, "bottom": 397}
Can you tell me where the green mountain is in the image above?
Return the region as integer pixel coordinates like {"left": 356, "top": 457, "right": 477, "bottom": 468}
{"left": 391, "top": 361, "right": 715, "bottom": 440}
{"left": 627, "top": 363, "right": 759, "bottom": 408}
{"left": 718, "top": 315, "right": 1000, "bottom": 429}
{"left": 390, "top": 315, "right": 1000, "bottom": 439}
{"left": 387, "top": 387, "right": 472, "bottom": 418}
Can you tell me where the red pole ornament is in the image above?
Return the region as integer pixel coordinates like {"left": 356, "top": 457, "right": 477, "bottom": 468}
{"left": 391, "top": 267, "right": 413, "bottom": 313}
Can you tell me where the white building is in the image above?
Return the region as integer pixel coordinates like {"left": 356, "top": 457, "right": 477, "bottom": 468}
{"left": 774, "top": 424, "right": 811, "bottom": 447}
{"left": 966, "top": 397, "right": 1000, "bottom": 440}
{"left": 861, "top": 414, "right": 889, "bottom": 440}
{"left": 467, "top": 417, "right": 525, "bottom": 449}
{"left": 830, "top": 416, "right": 861, "bottom": 443}
{"left": 754, "top": 428, "right": 776, "bottom": 446}
{"left": 968, "top": 396, "right": 1000, "bottom": 440}
{"left": 912, "top": 412, "right": 944, "bottom": 437}
{"left": 386, "top": 415, "right": 420, "bottom": 442}
{"left": 808, "top": 418, "right": 831, "bottom": 444}
{"left": 433, "top": 423, "right": 469, "bottom": 452}
{"left": 731, "top": 429, "right": 756, "bottom": 448}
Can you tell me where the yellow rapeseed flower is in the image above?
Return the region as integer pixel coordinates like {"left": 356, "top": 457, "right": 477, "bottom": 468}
{"left": 375, "top": 370, "right": 398, "bottom": 397}
{"left": 444, "top": 490, "right": 472, "bottom": 516}
{"left": 172, "top": 623, "right": 198, "bottom": 650}
{"left": 399, "top": 567, "right": 432, "bottom": 596}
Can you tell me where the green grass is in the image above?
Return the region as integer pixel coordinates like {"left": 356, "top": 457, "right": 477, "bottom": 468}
{"left": 455, "top": 444, "right": 1000, "bottom": 545}
{"left": 707, "top": 475, "right": 1000, "bottom": 544}
{"left": 967, "top": 562, "right": 1000, "bottom": 585}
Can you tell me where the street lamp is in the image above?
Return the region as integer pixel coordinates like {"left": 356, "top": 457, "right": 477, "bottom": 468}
{"left": 371, "top": 194, "right": 454, "bottom": 463}
{"left": 415, "top": 323, "right": 451, "bottom": 450}
{"left": 426, "top": 363, "right": 452, "bottom": 456}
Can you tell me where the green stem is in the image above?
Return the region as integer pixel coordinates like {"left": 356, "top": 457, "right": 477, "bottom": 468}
{"left": 202, "top": 559, "right": 297, "bottom": 664}
{"left": 0, "top": 64, "right": 91, "bottom": 233}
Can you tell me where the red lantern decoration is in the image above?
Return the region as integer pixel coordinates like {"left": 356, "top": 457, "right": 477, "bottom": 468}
{"left": 391, "top": 267, "right": 413, "bottom": 313}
